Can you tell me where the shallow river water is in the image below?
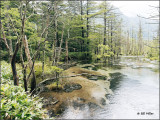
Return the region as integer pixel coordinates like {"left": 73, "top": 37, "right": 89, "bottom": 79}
{"left": 61, "top": 57, "right": 159, "bottom": 119}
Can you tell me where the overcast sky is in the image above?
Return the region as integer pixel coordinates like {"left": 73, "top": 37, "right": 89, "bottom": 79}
{"left": 109, "top": 1, "right": 159, "bottom": 18}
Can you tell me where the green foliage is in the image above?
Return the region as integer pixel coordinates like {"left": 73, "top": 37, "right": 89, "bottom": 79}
{"left": 1, "top": 61, "right": 13, "bottom": 80}
{"left": 46, "top": 82, "right": 63, "bottom": 91}
{"left": 1, "top": 61, "right": 23, "bottom": 83}
{"left": 1, "top": 84, "right": 47, "bottom": 119}
{"left": 26, "top": 62, "right": 63, "bottom": 84}
{"left": 95, "top": 44, "right": 113, "bottom": 61}
{"left": 65, "top": 52, "right": 91, "bottom": 61}
{"left": 1, "top": 61, "right": 49, "bottom": 119}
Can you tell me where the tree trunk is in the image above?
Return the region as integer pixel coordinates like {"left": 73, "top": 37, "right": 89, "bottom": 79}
{"left": 86, "top": 0, "right": 90, "bottom": 57}
{"left": 86, "top": 0, "right": 89, "bottom": 38}
{"left": 23, "top": 36, "right": 36, "bottom": 92}
{"left": 57, "top": 23, "right": 65, "bottom": 63}
{"left": 66, "top": 29, "right": 69, "bottom": 65}
{"left": 52, "top": 1, "right": 58, "bottom": 65}
{"left": 11, "top": 42, "right": 19, "bottom": 86}
{"left": 1, "top": 21, "right": 19, "bottom": 86}
{"left": 21, "top": 5, "right": 36, "bottom": 92}
{"left": 42, "top": 13, "right": 49, "bottom": 80}
{"left": 103, "top": 1, "right": 107, "bottom": 45}
{"left": 6, "top": 5, "right": 13, "bottom": 62}
{"left": 80, "top": 0, "right": 84, "bottom": 53}
{"left": 20, "top": 43, "right": 28, "bottom": 91}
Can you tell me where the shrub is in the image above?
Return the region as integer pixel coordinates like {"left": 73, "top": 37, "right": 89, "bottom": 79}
{"left": 1, "top": 61, "right": 50, "bottom": 119}
{"left": 1, "top": 84, "right": 48, "bottom": 119}
{"left": 27, "top": 62, "right": 63, "bottom": 78}
{"left": 46, "top": 82, "right": 63, "bottom": 91}
{"left": 1, "top": 61, "right": 13, "bottom": 80}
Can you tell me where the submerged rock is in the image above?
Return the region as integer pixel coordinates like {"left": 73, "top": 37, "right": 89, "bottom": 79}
{"left": 100, "top": 98, "right": 106, "bottom": 105}
{"left": 48, "top": 109, "right": 55, "bottom": 118}
{"left": 97, "top": 76, "right": 107, "bottom": 80}
{"left": 81, "top": 64, "right": 95, "bottom": 69}
{"left": 76, "top": 74, "right": 82, "bottom": 76}
{"left": 88, "top": 76, "right": 98, "bottom": 81}
{"left": 87, "top": 75, "right": 107, "bottom": 81}
{"left": 42, "top": 96, "right": 59, "bottom": 108}
{"left": 88, "top": 102, "right": 99, "bottom": 109}
{"left": 70, "top": 75, "right": 77, "bottom": 77}
{"left": 73, "top": 101, "right": 86, "bottom": 110}
{"left": 105, "top": 94, "right": 110, "bottom": 98}
{"left": 77, "top": 97, "right": 86, "bottom": 102}
{"left": 63, "top": 83, "right": 82, "bottom": 93}
{"left": 81, "top": 73, "right": 88, "bottom": 76}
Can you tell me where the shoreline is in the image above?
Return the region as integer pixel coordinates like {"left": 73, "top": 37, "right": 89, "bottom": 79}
{"left": 38, "top": 66, "right": 112, "bottom": 117}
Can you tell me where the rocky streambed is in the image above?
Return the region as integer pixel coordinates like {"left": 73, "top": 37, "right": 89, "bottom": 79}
{"left": 33, "top": 65, "right": 112, "bottom": 118}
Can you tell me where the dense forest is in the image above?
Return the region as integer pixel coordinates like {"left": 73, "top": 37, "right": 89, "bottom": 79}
{"left": 1, "top": 1, "right": 159, "bottom": 119}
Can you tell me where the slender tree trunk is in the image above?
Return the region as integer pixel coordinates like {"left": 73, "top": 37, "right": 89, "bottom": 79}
{"left": 20, "top": 46, "right": 27, "bottom": 91}
{"left": 20, "top": 4, "right": 36, "bottom": 91}
{"left": 23, "top": 36, "right": 36, "bottom": 92}
{"left": 131, "top": 27, "right": 134, "bottom": 55}
{"left": 57, "top": 23, "right": 65, "bottom": 63}
{"left": 103, "top": 1, "right": 107, "bottom": 45}
{"left": 110, "top": 20, "right": 113, "bottom": 52}
{"left": 6, "top": 5, "right": 13, "bottom": 62}
{"left": 86, "top": 0, "right": 90, "bottom": 58}
{"left": 7, "top": 23, "right": 13, "bottom": 62}
{"left": 66, "top": 29, "right": 69, "bottom": 65}
{"left": 80, "top": 0, "right": 84, "bottom": 53}
{"left": 52, "top": 1, "right": 58, "bottom": 65}
{"left": 42, "top": 13, "right": 49, "bottom": 80}
{"left": 11, "top": 42, "right": 19, "bottom": 86}
{"left": 1, "top": 21, "right": 19, "bottom": 86}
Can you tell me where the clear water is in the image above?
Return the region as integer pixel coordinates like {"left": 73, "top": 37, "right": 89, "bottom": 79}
{"left": 61, "top": 57, "right": 159, "bottom": 119}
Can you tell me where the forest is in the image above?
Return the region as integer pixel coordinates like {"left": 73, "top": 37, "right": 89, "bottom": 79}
{"left": 1, "top": 0, "right": 159, "bottom": 119}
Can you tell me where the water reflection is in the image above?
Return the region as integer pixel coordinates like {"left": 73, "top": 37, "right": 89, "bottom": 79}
{"left": 62, "top": 57, "right": 159, "bottom": 119}
{"left": 109, "top": 72, "right": 126, "bottom": 91}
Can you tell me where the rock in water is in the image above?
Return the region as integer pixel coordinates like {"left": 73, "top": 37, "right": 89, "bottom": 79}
{"left": 88, "top": 102, "right": 99, "bottom": 109}
{"left": 48, "top": 109, "right": 55, "bottom": 118}
{"left": 88, "top": 76, "right": 98, "bottom": 81}
{"left": 63, "top": 83, "right": 82, "bottom": 92}
{"left": 73, "top": 101, "right": 85, "bottom": 110}
{"left": 77, "top": 97, "right": 86, "bottom": 102}
{"left": 100, "top": 98, "right": 106, "bottom": 105}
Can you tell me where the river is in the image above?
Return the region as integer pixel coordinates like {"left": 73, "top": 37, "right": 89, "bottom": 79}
{"left": 61, "top": 56, "right": 159, "bottom": 119}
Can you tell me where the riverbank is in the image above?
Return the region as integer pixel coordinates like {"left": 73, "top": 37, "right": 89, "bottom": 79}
{"left": 38, "top": 66, "right": 112, "bottom": 117}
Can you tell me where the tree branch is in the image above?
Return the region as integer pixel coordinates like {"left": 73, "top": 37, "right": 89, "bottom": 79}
{"left": 0, "top": 22, "right": 10, "bottom": 51}
{"left": 144, "top": 43, "right": 159, "bottom": 48}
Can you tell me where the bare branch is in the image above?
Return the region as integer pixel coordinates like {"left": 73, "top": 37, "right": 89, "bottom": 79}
{"left": 25, "top": 5, "right": 35, "bottom": 21}
{"left": 7, "top": 15, "right": 19, "bottom": 37}
{"left": 144, "top": 43, "right": 159, "bottom": 48}
{"left": 0, "top": 22, "right": 10, "bottom": 51}
{"left": 31, "top": 18, "right": 54, "bottom": 60}
{"left": 137, "top": 15, "right": 159, "bottom": 20}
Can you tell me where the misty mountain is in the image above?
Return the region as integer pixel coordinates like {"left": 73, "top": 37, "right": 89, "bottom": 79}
{"left": 120, "top": 11, "right": 158, "bottom": 40}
